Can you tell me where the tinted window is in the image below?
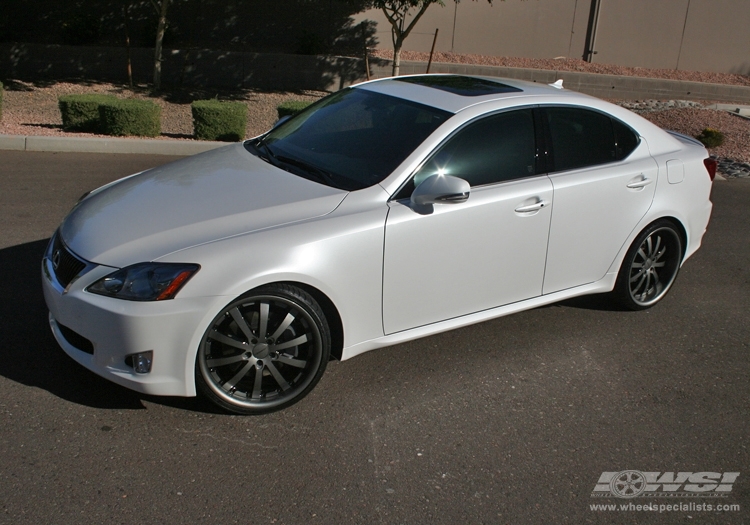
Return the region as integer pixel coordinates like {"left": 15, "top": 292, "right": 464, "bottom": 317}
{"left": 545, "top": 107, "right": 617, "bottom": 172}
{"left": 253, "top": 88, "right": 451, "bottom": 191}
{"left": 410, "top": 109, "right": 537, "bottom": 190}
{"left": 612, "top": 118, "right": 639, "bottom": 160}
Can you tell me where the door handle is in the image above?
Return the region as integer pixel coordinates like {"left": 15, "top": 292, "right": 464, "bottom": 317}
{"left": 514, "top": 200, "right": 547, "bottom": 213}
{"left": 626, "top": 177, "right": 653, "bottom": 189}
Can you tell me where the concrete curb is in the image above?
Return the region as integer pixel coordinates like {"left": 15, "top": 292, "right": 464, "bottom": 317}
{"left": 0, "top": 135, "right": 228, "bottom": 156}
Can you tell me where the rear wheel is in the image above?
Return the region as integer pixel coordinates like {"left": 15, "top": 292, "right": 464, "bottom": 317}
{"left": 196, "top": 284, "right": 330, "bottom": 414}
{"left": 613, "top": 220, "right": 683, "bottom": 310}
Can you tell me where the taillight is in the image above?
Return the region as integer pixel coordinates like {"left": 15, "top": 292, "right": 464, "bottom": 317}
{"left": 703, "top": 158, "right": 717, "bottom": 181}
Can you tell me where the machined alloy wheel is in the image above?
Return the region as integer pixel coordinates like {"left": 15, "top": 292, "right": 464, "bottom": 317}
{"left": 614, "top": 220, "right": 683, "bottom": 310}
{"left": 196, "top": 284, "right": 330, "bottom": 414}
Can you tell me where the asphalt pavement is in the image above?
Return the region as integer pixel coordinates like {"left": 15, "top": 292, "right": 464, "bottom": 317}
{"left": 0, "top": 151, "right": 748, "bottom": 524}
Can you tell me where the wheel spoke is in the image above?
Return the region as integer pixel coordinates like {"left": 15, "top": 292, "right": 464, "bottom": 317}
{"left": 632, "top": 272, "right": 647, "bottom": 294}
{"left": 209, "top": 330, "right": 249, "bottom": 351}
{"left": 258, "top": 302, "right": 270, "bottom": 338}
{"left": 630, "top": 267, "right": 645, "bottom": 284}
{"left": 652, "top": 235, "right": 661, "bottom": 256}
{"left": 265, "top": 361, "right": 290, "bottom": 391}
{"left": 229, "top": 307, "right": 255, "bottom": 342}
{"left": 273, "top": 334, "right": 308, "bottom": 352}
{"left": 223, "top": 360, "right": 255, "bottom": 392}
{"left": 251, "top": 365, "right": 264, "bottom": 399}
{"left": 276, "top": 354, "right": 307, "bottom": 368}
{"left": 206, "top": 354, "right": 246, "bottom": 367}
{"left": 270, "top": 312, "right": 295, "bottom": 341}
{"left": 643, "top": 271, "right": 653, "bottom": 295}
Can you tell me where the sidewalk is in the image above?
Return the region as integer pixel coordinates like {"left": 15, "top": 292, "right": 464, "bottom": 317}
{"left": 0, "top": 135, "right": 227, "bottom": 156}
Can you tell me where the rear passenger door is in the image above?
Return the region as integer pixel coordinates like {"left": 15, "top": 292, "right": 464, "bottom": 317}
{"left": 541, "top": 106, "right": 658, "bottom": 294}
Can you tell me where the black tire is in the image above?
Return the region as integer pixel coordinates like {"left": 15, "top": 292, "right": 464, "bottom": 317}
{"left": 612, "top": 220, "right": 683, "bottom": 311}
{"left": 196, "top": 284, "right": 331, "bottom": 414}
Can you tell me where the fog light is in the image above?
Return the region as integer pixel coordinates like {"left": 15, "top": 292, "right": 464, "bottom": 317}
{"left": 129, "top": 351, "right": 153, "bottom": 374}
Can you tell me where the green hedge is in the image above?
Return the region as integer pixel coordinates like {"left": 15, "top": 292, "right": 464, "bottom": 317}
{"left": 277, "top": 100, "right": 312, "bottom": 120}
{"left": 58, "top": 94, "right": 116, "bottom": 132}
{"left": 99, "top": 99, "right": 161, "bottom": 137}
{"left": 191, "top": 99, "right": 247, "bottom": 142}
{"left": 0, "top": 81, "right": 3, "bottom": 122}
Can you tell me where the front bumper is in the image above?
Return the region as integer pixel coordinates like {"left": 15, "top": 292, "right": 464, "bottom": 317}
{"left": 42, "top": 236, "right": 214, "bottom": 397}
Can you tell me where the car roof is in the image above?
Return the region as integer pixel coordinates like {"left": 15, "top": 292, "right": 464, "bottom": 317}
{"left": 354, "top": 74, "right": 591, "bottom": 113}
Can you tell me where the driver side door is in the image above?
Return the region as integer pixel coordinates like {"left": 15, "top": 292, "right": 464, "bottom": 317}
{"left": 382, "top": 108, "right": 553, "bottom": 334}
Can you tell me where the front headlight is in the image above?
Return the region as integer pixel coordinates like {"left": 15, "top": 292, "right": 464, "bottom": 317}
{"left": 87, "top": 263, "right": 200, "bottom": 301}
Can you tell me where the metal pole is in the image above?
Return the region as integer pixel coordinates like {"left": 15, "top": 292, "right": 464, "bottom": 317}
{"left": 426, "top": 28, "right": 439, "bottom": 74}
{"left": 676, "top": 0, "right": 692, "bottom": 70}
{"left": 583, "top": 0, "right": 602, "bottom": 62}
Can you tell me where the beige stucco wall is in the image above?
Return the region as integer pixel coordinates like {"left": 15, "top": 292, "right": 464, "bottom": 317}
{"left": 353, "top": 0, "right": 750, "bottom": 75}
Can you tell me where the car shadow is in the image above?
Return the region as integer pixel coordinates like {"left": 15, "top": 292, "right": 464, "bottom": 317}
{"left": 0, "top": 240, "right": 218, "bottom": 413}
{"left": 556, "top": 293, "right": 626, "bottom": 312}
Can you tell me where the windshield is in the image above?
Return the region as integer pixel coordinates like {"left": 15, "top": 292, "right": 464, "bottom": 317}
{"left": 246, "top": 88, "right": 452, "bottom": 191}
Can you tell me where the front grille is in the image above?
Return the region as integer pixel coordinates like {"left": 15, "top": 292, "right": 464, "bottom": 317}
{"left": 57, "top": 323, "right": 95, "bottom": 354}
{"left": 51, "top": 234, "right": 86, "bottom": 288}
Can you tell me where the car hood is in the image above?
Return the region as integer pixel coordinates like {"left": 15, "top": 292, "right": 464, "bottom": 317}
{"left": 60, "top": 143, "right": 348, "bottom": 267}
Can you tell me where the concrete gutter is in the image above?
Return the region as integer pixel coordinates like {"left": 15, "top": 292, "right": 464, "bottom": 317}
{"left": 0, "top": 135, "right": 227, "bottom": 156}
{"left": 705, "top": 103, "right": 750, "bottom": 120}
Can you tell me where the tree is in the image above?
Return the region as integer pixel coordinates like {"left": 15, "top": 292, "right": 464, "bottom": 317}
{"left": 371, "top": 0, "right": 496, "bottom": 76}
{"left": 150, "top": 0, "right": 170, "bottom": 90}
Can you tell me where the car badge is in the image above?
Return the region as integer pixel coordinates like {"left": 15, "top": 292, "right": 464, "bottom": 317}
{"left": 52, "top": 249, "right": 61, "bottom": 270}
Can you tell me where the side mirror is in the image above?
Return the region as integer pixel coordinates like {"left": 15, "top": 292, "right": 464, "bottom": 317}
{"left": 411, "top": 174, "right": 470, "bottom": 209}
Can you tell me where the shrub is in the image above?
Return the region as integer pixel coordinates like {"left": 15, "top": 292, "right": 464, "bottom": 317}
{"left": 277, "top": 100, "right": 312, "bottom": 120}
{"left": 99, "top": 99, "right": 161, "bottom": 137}
{"left": 0, "top": 81, "right": 3, "bottom": 122}
{"left": 695, "top": 128, "right": 725, "bottom": 148}
{"left": 191, "top": 99, "right": 247, "bottom": 142}
{"left": 58, "top": 94, "right": 116, "bottom": 132}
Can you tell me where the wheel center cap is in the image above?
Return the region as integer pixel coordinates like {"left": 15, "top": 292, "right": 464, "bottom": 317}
{"left": 644, "top": 259, "right": 653, "bottom": 270}
{"left": 252, "top": 343, "right": 270, "bottom": 359}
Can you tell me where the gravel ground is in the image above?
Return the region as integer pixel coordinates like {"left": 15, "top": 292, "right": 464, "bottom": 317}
{"left": 0, "top": 80, "right": 326, "bottom": 140}
{"left": 1, "top": 55, "right": 749, "bottom": 169}
{"left": 636, "top": 107, "right": 750, "bottom": 163}
{"left": 373, "top": 50, "right": 750, "bottom": 87}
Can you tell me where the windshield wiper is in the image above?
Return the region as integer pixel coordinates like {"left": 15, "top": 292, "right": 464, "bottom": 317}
{"left": 274, "top": 154, "right": 339, "bottom": 187}
{"left": 252, "top": 138, "right": 278, "bottom": 165}
{"left": 249, "top": 139, "right": 352, "bottom": 189}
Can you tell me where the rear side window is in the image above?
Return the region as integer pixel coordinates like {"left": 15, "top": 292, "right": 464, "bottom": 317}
{"left": 612, "top": 118, "right": 639, "bottom": 160}
{"left": 544, "top": 107, "right": 638, "bottom": 173}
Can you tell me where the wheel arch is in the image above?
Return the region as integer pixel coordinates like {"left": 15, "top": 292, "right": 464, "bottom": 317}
{"left": 607, "top": 214, "right": 689, "bottom": 288}
{"left": 276, "top": 281, "right": 344, "bottom": 361}
{"left": 652, "top": 215, "right": 688, "bottom": 260}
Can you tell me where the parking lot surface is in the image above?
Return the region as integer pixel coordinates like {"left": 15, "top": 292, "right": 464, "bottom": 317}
{"left": 0, "top": 151, "right": 748, "bottom": 524}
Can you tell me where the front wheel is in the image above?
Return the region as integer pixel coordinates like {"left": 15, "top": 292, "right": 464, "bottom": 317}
{"left": 196, "top": 284, "right": 331, "bottom": 414}
{"left": 613, "top": 220, "right": 683, "bottom": 311}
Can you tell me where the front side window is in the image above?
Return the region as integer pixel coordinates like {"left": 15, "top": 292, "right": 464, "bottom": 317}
{"left": 409, "top": 108, "right": 537, "bottom": 191}
{"left": 249, "top": 88, "right": 451, "bottom": 191}
{"left": 544, "top": 107, "right": 639, "bottom": 173}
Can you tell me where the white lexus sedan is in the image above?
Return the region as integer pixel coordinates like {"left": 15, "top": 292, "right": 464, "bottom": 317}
{"left": 42, "top": 75, "right": 715, "bottom": 414}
